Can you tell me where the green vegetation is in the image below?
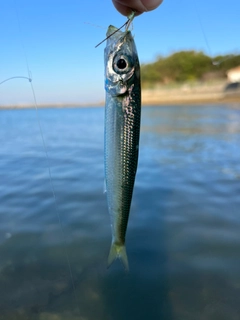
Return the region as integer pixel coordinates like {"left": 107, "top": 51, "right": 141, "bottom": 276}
{"left": 141, "top": 51, "right": 240, "bottom": 87}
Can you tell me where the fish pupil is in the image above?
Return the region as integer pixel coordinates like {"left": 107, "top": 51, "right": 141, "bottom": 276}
{"left": 117, "top": 59, "right": 127, "bottom": 69}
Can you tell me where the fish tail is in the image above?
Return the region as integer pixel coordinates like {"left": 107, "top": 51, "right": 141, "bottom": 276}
{"left": 107, "top": 242, "right": 129, "bottom": 271}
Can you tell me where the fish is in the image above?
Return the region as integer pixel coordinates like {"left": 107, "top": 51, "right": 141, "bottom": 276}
{"left": 104, "top": 25, "right": 141, "bottom": 270}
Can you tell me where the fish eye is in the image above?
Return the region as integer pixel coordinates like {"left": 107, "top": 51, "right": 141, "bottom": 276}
{"left": 113, "top": 54, "right": 132, "bottom": 74}
{"left": 117, "top": 58, "right": 127, "bottom": 70}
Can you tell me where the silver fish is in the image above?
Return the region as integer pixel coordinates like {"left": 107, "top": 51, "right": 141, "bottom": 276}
{"left": 104, "top": 25, "right": 141, "bottom": 270}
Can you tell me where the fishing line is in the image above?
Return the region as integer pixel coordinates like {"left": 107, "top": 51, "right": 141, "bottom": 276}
{"left": 84, "top": 21, "right": 107, "bottom": 29}
{"left": 192, "top": 0, "right": 220, "bottom": 66}
{"left": 95, "top": 11, "right": 135, "bottom": 48}
{"left": 212, "top": 54, "right": 235, "bottom": 66}
{"left": 29, "top": 79, "right": 79, "bottom": 310}
{"left": 192, "top": 0, "right": 236, "bottom": 66}
{"left": 193, "top": 1, "right": 213, "bottom": 59}
{"left": 95, "top": 20, "right": 128, "bottom": 48}
{"left": 0, "top": 76, "right": 32, "bottom": 86}
{"left": 12, "top": 1, "right": 80, "bottom": 311}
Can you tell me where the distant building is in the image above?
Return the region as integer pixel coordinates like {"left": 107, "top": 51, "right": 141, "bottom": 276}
{"left": 226, "top": 66, "right": 240, "bottom": 83}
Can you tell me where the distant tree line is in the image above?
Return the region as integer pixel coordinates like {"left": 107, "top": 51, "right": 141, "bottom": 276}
{"left": 141, "top": 51, "right": 240, "bottom": 86}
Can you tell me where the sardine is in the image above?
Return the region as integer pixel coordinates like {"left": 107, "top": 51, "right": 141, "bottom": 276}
{"left": 104, "top": 25, "right": 141, "bottom": 270}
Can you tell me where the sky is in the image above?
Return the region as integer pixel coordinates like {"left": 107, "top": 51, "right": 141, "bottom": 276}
{"left": 0, "top": 0, "right": 240, "bottom": 106}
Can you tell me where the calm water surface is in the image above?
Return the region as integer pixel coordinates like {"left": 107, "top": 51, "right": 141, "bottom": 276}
{"left": 0, "top": 104, "right": 240, "bottom": 320}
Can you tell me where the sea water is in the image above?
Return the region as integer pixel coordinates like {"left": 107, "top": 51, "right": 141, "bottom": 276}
{"left": 0, "top": 104, "right": 240, "bottom": 320}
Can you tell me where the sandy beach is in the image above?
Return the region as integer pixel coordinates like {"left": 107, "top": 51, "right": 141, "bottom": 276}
{"left": 142, "top": 80, "right": 240, "bottom": 105}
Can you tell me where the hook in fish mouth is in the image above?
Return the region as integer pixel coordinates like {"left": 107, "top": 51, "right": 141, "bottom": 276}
{"left": 95, "top": 11, "right": 135, "bottom": 48}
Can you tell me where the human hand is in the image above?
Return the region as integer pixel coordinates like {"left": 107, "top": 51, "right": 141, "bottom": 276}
{"left": 112, "top": 0, "right": 163, "bottom": 16}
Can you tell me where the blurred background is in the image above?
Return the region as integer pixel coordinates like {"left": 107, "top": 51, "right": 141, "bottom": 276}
{"left": 1, "top": 0, "right": 240, "bottom": 106}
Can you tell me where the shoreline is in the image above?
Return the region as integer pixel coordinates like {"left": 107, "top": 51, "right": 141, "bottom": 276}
{"left": 2, "top": 98, "right": 240, "bottom": 110}
{"left": 1, "top": 81, "right": 240, "bottom": 109}
{"left": 142, "top": 94, "right": 240, "bottom": 106}
{"left": 141, "top": 80, "right": 240, "bottom": 105}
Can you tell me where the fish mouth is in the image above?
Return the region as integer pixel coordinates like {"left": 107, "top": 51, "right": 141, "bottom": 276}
{"left": 106, "top": 25, "right": 130, "bottom": 37}
{"left": 107, "top": 25, "right": 119, "bottom": 37}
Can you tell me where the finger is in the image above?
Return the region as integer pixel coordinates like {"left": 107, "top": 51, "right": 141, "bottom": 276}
{"left": 112, "top": 0, "right": 163, "bottom": 16}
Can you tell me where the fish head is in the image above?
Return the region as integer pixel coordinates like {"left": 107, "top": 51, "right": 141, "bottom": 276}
{"left": 104, "top": 25, "right": 140, "bottom": 97}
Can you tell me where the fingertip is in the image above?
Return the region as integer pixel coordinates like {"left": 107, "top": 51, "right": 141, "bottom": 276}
{"left": 112, "top": 2, "right": 142, "bottom": 17}
{"left": 141, "top": 0, "right": 163, "bottom": 11}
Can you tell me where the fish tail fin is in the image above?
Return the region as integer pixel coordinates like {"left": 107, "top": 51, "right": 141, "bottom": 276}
{"left": 107, "top": 242, "right": 129, "bottom": 271}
